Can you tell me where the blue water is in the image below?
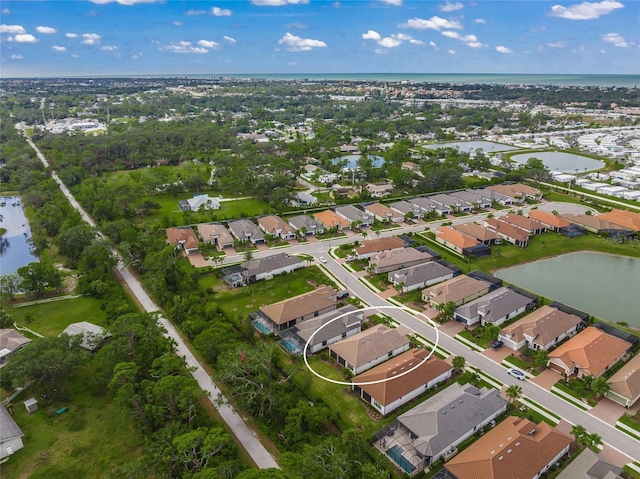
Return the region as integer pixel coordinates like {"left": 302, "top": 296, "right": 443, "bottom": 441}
{"left": 331, "top": 154, "right": 384, "bottom": 170}
{"left": 422, "top": 141, "right": 519, "bottom": 154}
{"left": 511, "top": 151, "right": 605, "bottom": 173}
{"left": 281, "top": 339, "right": 301, "bottom": 354}
{"left": 386, "top": 445, "right": 416, "bottom": 474}
{"left": 0, "top": 197, "right": 39, "bottom": 276}
{"left": 253, "top": 320, "right": 272, "bottom": 335}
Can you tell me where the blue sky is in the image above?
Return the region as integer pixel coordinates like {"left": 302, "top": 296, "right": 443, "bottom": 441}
{"left": 1, "top": 0, "right": 638, "bottom": 77}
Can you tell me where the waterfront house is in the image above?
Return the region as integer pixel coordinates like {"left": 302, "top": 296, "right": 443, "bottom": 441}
{"left": 598, "top": 209, "right": 640, "bottom": 232}
{"left": 453, "top": 287, "right": 535, "bottom": 327}
{"left": 483, "top": 218, "right": 530, "bottom": 247}
{"left": 422, "top": 275, "right": 490, "bottom": 307}
{"left": 196, "top": 222, "right": 234, "bottom": 249}
{"left": 498, "top": 214, "right": 547, "bottom": 235}
{"left": 605, "top": 353, "right": 640, "bottom": 408}
{"left": 559, "top": 214, "right": 635, "bottom": 238}
{"left": 166, "top": 226, "right": 200, "bottom": 255}
{"left": 528, "top": 209, "right": 573, "bottom": 232}
{"left": 451, "top": 222, "right": 501, "bottom": 245}
{"left": 435, "top": 227, "right": 491, "bottom": 257}
{"left": 389, "top": 261, "right": 456, "bottom": 293}
{"left": 227, "top": 219, "right": 265, "bottom": 244}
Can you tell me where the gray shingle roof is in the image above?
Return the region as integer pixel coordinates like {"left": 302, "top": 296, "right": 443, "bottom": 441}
{"left": 454, "top": 287, "right": 533, "bottom": 324}
{"left": 390, "top": 261, "right": 455, "bottom": 288}
{"left": 0, "top": 406, "right": 24, "bottom": 443}
{"left": 294, "top": 305, "right": 363, "bottom": 346}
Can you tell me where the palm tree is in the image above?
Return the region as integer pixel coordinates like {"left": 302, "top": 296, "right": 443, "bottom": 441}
{"left": 591, "top": 376, "right": 610, "bottom": 400}
{"left": 505, "top": 384, "right": 522, "bottom": 404}
{"left": 452, "top": 356, "right": 466, "bottom": 373}
{"left": 435, "top": 301, "right": 457, "bottom": 323}
{"left": 586, "top": 433, "right": 602, "bottom": 451}
{"left": 570, "top": 424, "right": 586, "bottom": 444}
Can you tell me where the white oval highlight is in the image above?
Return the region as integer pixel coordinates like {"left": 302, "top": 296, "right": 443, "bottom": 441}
{"left": 302, "top": 304, "right": 440, "bottom": 386}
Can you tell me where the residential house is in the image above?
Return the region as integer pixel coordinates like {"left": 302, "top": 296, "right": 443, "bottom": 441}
{"left": 528, "top": 209, "right": 573, "bottom": 232}
{"left": 487, "top": 183, "right": 542, "bottom": 202}
{"left": 61, "top": 321, "right": 110, "bottom": 352}
{"left": 258, "top": 215, "right": 297, "bottom": 240}
{"left": 451, "top": 222, "right": 501, "bottom": 245}
{"left": 449, "top": 190, "right": 491, "bottom": 209}
{"left": 165, "top": 226, "right": 200, "bottom": 255}
{"left": 422, "top": 275, "right": 490, "bottom": 307}
{"left": 353, "top": 349, "right": 452, "bottom": 416}
{"left": 0, "top": 329, "right": 31, "bottom": 364}
{"left": 547, "top": 326, "right": 632, "bottom": 378}
{"left": 313, "top": 209, "right": 351, "bottom": 231}
{"left": 335, "top": 205, "right": 372, "bottom": 228}
{"left": 498, "top": 306, "right": 583, "bottom": 351}
{"left": 355, "top": 236, "right": 406, "bottom": 259}
{"left": 367, "top": 182, "right": 394, "bottom": 198}
{"left": 498, "top": 214, "right": 547, "bottom": 235}
{"left": 329, "top": 324, "right": 411, "bottom": 375}
{"left": 471, "top": 188, "right": 514, "bottom": 206}
{"left": 227, "top": 219, "right": 265, "bottom": 244}
{"left": 376, "top": 384, "right": 507, "bottom": 473}
{"left": 389, "top": 200, "right": 423, "bottom": 219}
{"left": 221, "top": 252, "right": 304, "bottom": 288}
{"left": 483, "top": 218, "right": 530, "bottom": 247}
{"left": 401, "top": 161, "right": 420, "bottom": 172}
{"left": 0, "top": 406, "right": 24, "bottom": 460}
{"left": 294, "top": 191, "right": 318, "bottom": 207}
{"left": 445, "top": 417, "right": 572, "bottom": 479}
{"left": 370, "top": 248, "right": 433, "bottom": 274}
{"left": 557, "top": 448, "right": 623, "bottom": 479}
{"left": 429, "top": 193, "right": 473, "bottom": 213}
{"left": 288, "top": 214, "right": 325, "bottom": 236}
{"left": 560, "top": 214, "right": 635, "bottom": 238}
{"left": 598, "top": 209, "right": 640, "bottom": 232}
{"left": 330, "top": 184, "right": 357, "bottom": 199}
{"left": 453, "top": 287, "right": 535, "bottom": 327}
{"left": 257, "top": 285, "right": 337, "bottom": 332}
{"left": 410, "top": 196, "right": 447, "bottom": 215}
{"left": 293, "top": 305, "right": 364, "bottom": 355}
{"left": 184, "top": 194, "right": 220, "bottom": 211}
{"left": 605, "top": 353, "right": 640, "bottom": 407}
{"left": 435, "top": 227, "right": 491, "bottom": 257}
{"left": 364, "top": 202, "right": 404, "bottom": 223}
{"left": 389, "top": 261, "right": 456, "bottom": 293}
{"left": 196, "top": 222, "right": 234, "bottom": 249}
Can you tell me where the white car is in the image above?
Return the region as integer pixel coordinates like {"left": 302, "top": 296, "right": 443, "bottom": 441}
{"left": 319, "top": 256, "right": 327, "bottom": 263}
{"left": 508, "top": 368, "right": 526, "bottom": 381}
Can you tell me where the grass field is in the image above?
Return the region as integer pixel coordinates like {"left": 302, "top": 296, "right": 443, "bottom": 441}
{"left": 9, "top": 297, "right": 108, "bottom": 338}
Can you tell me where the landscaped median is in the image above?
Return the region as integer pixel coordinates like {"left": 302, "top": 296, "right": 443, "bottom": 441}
{"left": 501, "top": 357, "right": 537, "bottom": 378}
{"left": 454, "top": 333, "right": 484, "bottom": 352}
{"left": 616, "top": 414, "right": 640, "bottom": 441}
{"left": 517, "top": 397, "right": 561, "bottom": 426}
{"left": 550, "top": 382, "right": 592, "bottom": 410}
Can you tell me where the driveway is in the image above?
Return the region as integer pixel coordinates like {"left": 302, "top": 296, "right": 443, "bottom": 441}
{"left": 530, "top": 369, "right": 562, "bottom": 390}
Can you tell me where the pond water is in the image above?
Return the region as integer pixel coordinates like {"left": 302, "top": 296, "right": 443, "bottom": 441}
{"left": 422, "top": 141, "right": 519, "bottom": 154}
{"left": 331, "top": 154, "right": 384, "bottom": 169}
{"left": 0, "top": 196, "right": 39, "bottom": 276}
{"left": 510, "top": 151, "right": 605, "bottom": 173}
{"left": 495, "top": 251, "right": 640, "bottom": 327}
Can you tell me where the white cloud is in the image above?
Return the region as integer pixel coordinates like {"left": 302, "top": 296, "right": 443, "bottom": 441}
{"left": 251, "top": 0, "right": 309, "bottom": 5}
{"left": 197, "top": 39, "right": 221, "bottom": 49}
{"left": 82, "top": 33, "right": 101, "bottom": 45}
{"left": 71, "top": 54, "right": 79, "bottom": 58}
{"left": 379, "top": 0, "right": 403, "bottom": 6}
{"left": 378, "top": 37, "right": 402, "bottom": 48}
{"left": 400, "top": 16, "right": 462, "bottom": 31}
{"left": 409, "top": 39, "right": 424, "bottom": 45}
{"left": 36, "top": 26, "right": 57, "bottom": 34}
{"left": 374, "top": 48, "right": 389, "bottom": 54}
{"left": 52, "top": 45, "right": 67, "bottom": 51}
{"left": 286, "top": 22, "right": 307, "bottom": 30}
{"left": 132, "top": 52, "right": 142, "bottom": 59}
{"left": 161, "top": 41, "right": 209, "bottom": 54}
{"left": 66, "top": 33, "right": 78, "bottom": 38}
{"left": 602, "top": 32, "right": 628, "bottom": 47}
{"left": 101, "top": 45, "right": 118, "bottom": 50}
{"left": 441, "top": 30, "right": 481, "bottom": 47}
{"left": 223, "top": 36, "right": 236, "bottom": 43}
{"left": 475, "top": 18, "right": 486, "bottom": 23}
{"left": 448, "top": 49, "right": 456, "bottom": 54}
{"left": 11, "top": 54, "right": 23, "bottom": 59}
{"left": 90, "top": 0, "right": 163, "bottom": 5}
{"left": 173, "top": 21, "right": 183, "bottom": 26}
{"left": 549, "top": 0, "right": 623, "bottom": 20}
{"left": 547, "top": 41, "right": 565, "bottom": 48}
{"left": 496, "top": 45, "right": 512, "bottom": 53}
{"left": 429, "top": 41, "right": 437, "bottom": 47}
{"left": 212, "top": 6, "right": 232, "bottom": 16}
{"left": 439, "top": 1, "right": 463, "bottom": 12}
{"left": 10, "top": 34, "right": 38, "bottom": 43}
{"left": 0, "top": 24, "right": 26, "bottom": 34}
{"left": 186, "top": 9, "right": 207, "bottom": 15}
{"left": 1, "top": 9, "right": 10, "bottom": 15}
{"left": 362, "top": 30, "right": 381, "bottom": 41}
{"left": 278, "top": 32, "right": 326, "bottom": 52}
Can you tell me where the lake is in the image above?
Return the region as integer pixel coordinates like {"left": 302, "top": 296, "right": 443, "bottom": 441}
{"left": 0, "top": 196, "right": 39, "bottom": 276}
{"left": 422, "top": 141, "right": 519, "bottom": 154}
{"left": 331, "top": 154, "right": 384, "bottom": 169}
{"left": 495, "top": 252, "right": 640, "bottom": 327}
{"left": 511, "top": 151, "right": 605, "bottom": 173}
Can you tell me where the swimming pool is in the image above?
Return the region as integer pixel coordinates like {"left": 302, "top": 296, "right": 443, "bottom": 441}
{"left": 387, "top": 445, "right": 416, "bottom": 474}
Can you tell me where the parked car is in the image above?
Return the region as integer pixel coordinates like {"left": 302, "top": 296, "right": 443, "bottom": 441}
{"left": 336, "top": 290, "right": 349, "bottom": 300}
{"left": 319, "top": 256, "right": 327, "bottom": 263}
{"left": 491, "top": 340, "right": 504, "bottom": 351}
{"left": 507, "top": 368, "right": 526, "bottom": 380}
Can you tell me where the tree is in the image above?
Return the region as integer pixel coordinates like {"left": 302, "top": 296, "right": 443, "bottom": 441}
{"left": 0, "top": 273, "right": 21, "bottom": 300}
{"left": 452, "top": 356, "right": 466, "bottom": 372}
{"left": 532, "top": 349, "right": 549, "bottom": 370}
{"left": 505, "top": 384, "right": 522, "bottom": 404}
{"left": 16, "top": 261, "right": 63, "bottom": 296}
{"left": 169, "top": 427, "right": 230, "bottom": 476}
{"left": 591, "top": 376, "right": 610, "bottom": 400}
{"left": 570, "top": 424, "right": 586, "bottom": 443}
{"left": 243, "top": 249, "right": 254, "bottom": 262}
{"left": 0, "top": 307, "right": 13, "bottom": 329}
{"left": 586, "top": 432, "right": 602, "bottom": 451}
{"left": 435, "top": 301, "right": 457, "bottom": 323}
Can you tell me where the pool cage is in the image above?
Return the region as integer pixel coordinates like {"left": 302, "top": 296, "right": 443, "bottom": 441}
{"left": 373, "top": 421, "right": 427, "bottom": 476}
{"left": 279, "top": 328, "right": 303, "bottom": 355}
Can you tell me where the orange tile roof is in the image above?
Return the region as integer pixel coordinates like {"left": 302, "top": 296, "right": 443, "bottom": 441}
{"left": 485, "top": 218, "right": 529, "bottom": 242}
{"left": 313, "top": 209, "right": 350, "bottom": 228}
{"left": 529, "top": 209, "right": 572, "bottom": 229}
{"left": 445, "top": 417, "right": 572, "bottom": 479}
{"left": 499, "top": 305, "right": 582, "bottom": 347}
{"left": 549, "top": 327, "right": 632, "bottom": 377}
{"left": 165, "top": 226, "right": 199, "bottom": 250}
{"left": 499, "top": 214, "right": 547, "bottom": 232}
{"left": 436, "top": 227, "right": 480, "bottom": 249}
{"left": 607, "top": 353, "right": 640, "bottom": 404}
{"left": 355, "top": 236, "right": 406, "bottom": 256}
{"left": 452, "top": 222, "right": 500, "bottom": 242}
{"left": 352, "top": 349, "right": 452, "bottom": 406}
{"left": 487, "top": 183, "right": 541, "bottom": 199}
{"left": 598, "top": 209, "right": 640, "bottom": 231}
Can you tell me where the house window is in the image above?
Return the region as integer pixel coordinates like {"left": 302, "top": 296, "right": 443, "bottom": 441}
{"left": 388, "top": 351, "right": 393, "bottom": 357}
{"left": 322, "top": 340, "right": 327, "bottom": 347}
{"left": 342, "top": 332, "right": 347, "bottom": 338}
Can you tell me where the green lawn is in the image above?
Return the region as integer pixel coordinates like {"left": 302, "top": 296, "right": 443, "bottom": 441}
{"left": 9, "top": 297, "right": 108, "bottom": 338}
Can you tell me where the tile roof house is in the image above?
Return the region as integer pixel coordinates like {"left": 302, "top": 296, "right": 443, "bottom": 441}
{"left": 257, "top": 215, "right": 297, "bottom": 240}
{"left": 0, "top": 406, "right": 24, "bottom": 460}
{"left": 222, "top": 252, "right": 304, "bottom": 288}
{"left": 560, "top": 213, "right": 635, "bottom": 238}
{"left": 367, "top": 182, "right": 394, "bottom": 198}
{"left": 353, "top": 349, "right": 452, "bottom": 416}
{"left": 288, "top": 214, "right": 325, "bottom": 236}
{"left": 422, "top": 275, "right": 490, "bottom": 307}
{"left": 227, "top": 219, "right": 265, "bottom": 244}
{"left": 389, "top": 200, "right": 423, "bottom": 218}
{"left": 313, "top": 209, "right": 351, "bottom": 231}
{"left": 293, "top": 305, "right": 363, "bottom": 355}
{"left": 258, "top": 285, "right": 337, "bottom": 332}
{"left": 453, "top": 287, "right": 535, "bottom": 327}
{"left": 452, "top": 222, "right": 501, "bottom": 245}
{"left": 376, "top": 384, "right": 507, "bottom": 473}
{"left": 364, "top": 202, "right": 404, "bottom": 223}
{"left": 335, "top": 205, "right": 372, "bottom": 228}
{"left": 483, "top": 218, "right": 530, "bottom": 247}
{"left": 487, "top": 183, "right": 542, "bottom": 202}
{"left": 556, "top": 448, "right": 623, "bottom": 479}
{"left": 0, "top": 329, "right": 31, "bottom": 364}
{"left": 444, "top": 417, "right": 572, "bottom": 479}
{"left": 605, "top": 353, "right": 640, "bottom": 408}
{"left": 435, "top": 227, "right": 491, "bottom": 257}
{"left": 547, "top": 326, "right": 632, "bottom": 378}
{"left": 370, "top": 247, "right": 433, "bottom": 274}
{"left": 497, "top": 214, "right": 547, "bottom": 235}
{"left": 449, "top": 190, "right": 492, "bottom": 209}
{"left": 165, "top": 226, "right": 200, "bottom": 255}
{"left": 528, "top": 209, "right": 573, "bottom": 232}
{"left": 355, "top": 236, "right": 406, "bottom": 259}
{"left": 196, "top": 222, "right": 234, "bottom": 249}
{"left": 389, "top": 261, "right": 456, "bottom": 293}
{"left": 61, "top": 321, "right": 111, "bottom": 351}
{"left": 498, "top": 305, "right": 583, "bottom": 351}
{"left": 598, "top": 209, "right": 640, "bottom": 232}
{"left": 329, "top": 324, "right": 411, "bottom": 375}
